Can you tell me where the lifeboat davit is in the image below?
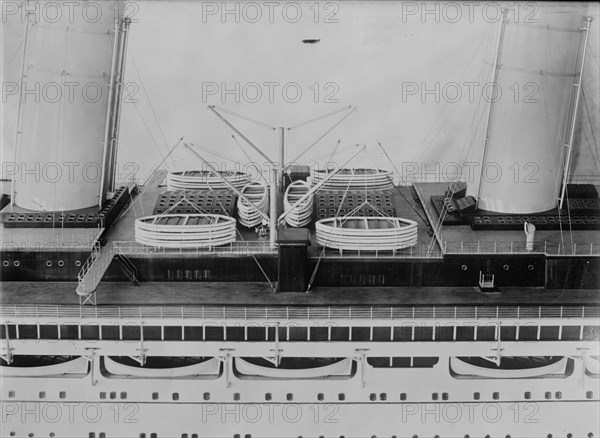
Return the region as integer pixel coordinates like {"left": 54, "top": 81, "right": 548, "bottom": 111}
{"left": 315, "top": 216, "right": 418, "bottom": 251}
{"left": 166, "top": 170, "right": 250, "bottom": 191}
{"left": 135, "top": 214, "right": 236, "bottom": 248}
{"left": 284, "top": 180, "right": 313, "bottom": 227}
{"left": 237, "top": 182, "right": 269, "bottom": 228}
{"left": 311, "top": 168, "right": 394, "bottom": 191}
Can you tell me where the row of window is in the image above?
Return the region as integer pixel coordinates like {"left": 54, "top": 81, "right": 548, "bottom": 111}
{"left": 7, "top": 389, "right": 594, "bottom": 402}
{"left": 4, "top": 324, "right": 598, "bottom": 342}
{"left": 3, "top": 260, "right": 77, "bottom": 267}
{"left": 6, "top": 433, "right": 595, "bottom": 438}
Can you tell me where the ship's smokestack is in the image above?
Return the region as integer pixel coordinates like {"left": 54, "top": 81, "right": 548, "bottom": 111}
{"left": 11, "top": 2, "right": 124, "bottom": 211}
{"left": 472, "top": 8, "right": 590, "bottom": 214}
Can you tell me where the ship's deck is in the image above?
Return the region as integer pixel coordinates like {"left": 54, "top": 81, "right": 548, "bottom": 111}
{"left": 2, "top": 281, "right": 598, "bottom": 306}
{"left": 3, "top": 181, "right": 599, "bottom": 257}
{"left": 415, "top": 183, "right": 600, "bottom": 256}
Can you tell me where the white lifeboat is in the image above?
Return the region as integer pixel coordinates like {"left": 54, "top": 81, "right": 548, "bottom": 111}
{"left": 315, "top": 216, "right": 418, "bottom": 251}
{"left": 237, "top": 182, "right": 269, "bottom": 228}
{"left": 311, "top": 168, "right": 394, "bottom": 191}
{"left": 284, "top": 180, "right": 313, "bottom": 227}
{"left": 135, "top": 214, "right": 236, "bottom": 248}
{"left": 166, "top": 170, "right": 250, "bottom": 191}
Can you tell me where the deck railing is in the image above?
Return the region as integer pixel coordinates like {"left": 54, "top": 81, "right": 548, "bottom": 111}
{"left": 1, "top": 304, "right": 599, "bottom": 321}
{"left": 112, "top": 240, "right": 276, "bottom": 256}
{"left": 443, "top": 241, "right": 600, "bottom": 256}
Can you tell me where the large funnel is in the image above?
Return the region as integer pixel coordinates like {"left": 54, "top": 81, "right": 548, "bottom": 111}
{"left": 474, "top": 8, "right": 587, "bottom": 214}
{"left": 12, "top": 2, "right": 123, "bottom": 211}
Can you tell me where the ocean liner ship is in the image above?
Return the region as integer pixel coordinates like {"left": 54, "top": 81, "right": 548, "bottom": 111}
{"left": 1, "top": 2, "right": 599, "bottom": 437}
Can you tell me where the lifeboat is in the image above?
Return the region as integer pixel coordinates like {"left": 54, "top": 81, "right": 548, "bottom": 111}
{"left": 0, "top": 356, "right": 89, "bottom": 377}
{"left": 135, "top": 214, "right": 236, "bottom": 248}
{"left": 103, "top": 357, "right": 221, "bottom": 379}
{"left": 311, "top": 168, "right": 394, "bottom": 191}
{"left": 234, "top": 357, "right": 354, "bottom": 379}
{"left": 450, "top": 356, "right": 570, "bottom": 379}
{"left": 315, "top": 216, "right": 418, "bottom": 251}
{"left": 237, "top": 182, "right": 269, "bottom": 228}
{"left": 284, "top": 180, "right": 313, "bottom": 227}
{"left": 586, "top": 356, "right": 599, "bottom": 377}
{"left": 166, "top": 170, "right": 250, "bottom": 191}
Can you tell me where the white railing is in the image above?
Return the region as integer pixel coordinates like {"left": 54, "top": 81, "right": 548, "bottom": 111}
{"left": 314, "top": 244, "right": 443, "bottom": 259}
{"left": 443, "top": 241, "right": 600, "bottom": 256}
{"left": 112, "top": 240, "right": 276, "bottom": 256}
{"left": 1, "top": 304, "right": 598, "bottom": 321}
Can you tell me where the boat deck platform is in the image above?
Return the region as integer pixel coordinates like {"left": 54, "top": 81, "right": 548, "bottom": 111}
{"left": 2, "top": 281, "right": 598, "bottom": 306}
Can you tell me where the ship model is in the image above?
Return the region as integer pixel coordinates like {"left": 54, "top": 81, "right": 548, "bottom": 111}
{"left": 1, "top": 3, "right": 599, "bottom": 438}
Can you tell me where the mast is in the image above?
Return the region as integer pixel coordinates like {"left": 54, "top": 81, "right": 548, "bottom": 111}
{"left": 100, "top": 15, "right": 131, "bottom": 204}
{"left": 475, "top": 8, "right": 508, "bottom": 209}
{"left": 9, "top": 8, "right": 32, "bottom": 207}
{"left": 557, "top": 16, "right": 593, "bottom": 210}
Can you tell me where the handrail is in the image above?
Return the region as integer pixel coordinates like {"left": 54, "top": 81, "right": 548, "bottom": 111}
{"left": 76, "top": 243, "right": 115, "bottom": 296}
{"left": 442, "top": 240, "right": 600, "bottom": 256}
{"left": 112, "top": 240, "right": 277, "bottom": 256}
{"left": 1, "top": 304, "right": 598, "bottom": 321}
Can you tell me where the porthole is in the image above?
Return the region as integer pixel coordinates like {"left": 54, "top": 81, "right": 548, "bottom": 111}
{"left": 58, "top": 260, "right": 64, "bottom": 267}
{"left": 3, "top": 261, "right": 9, "bottom": 267}
{"left": 234, "top": 393, "right": 240, "bottom": 401}
{"left": 39, "top": 391, "right": 46, "bottom": 399}
{"left": 493, "top": 392, "right": 499, "bottom": 400}
{"left": 203, "top": 392, "right": 210, "bottom": 401}
{"left": 8, "top": 391, "right": 15, "bottom": 398}
{"left": 152, "top": 392, "right": 159, "bottom": 400}
{"left": 50, "top": 434, "right": 56, "bottom": 437}
{"left": 317, "top": 393, "right": 324, "bottom": 401}
{"left": 46, "top": 260, "right": 52, "bottom": 267}
{"left": 587, "top": 391, "right": 593, "bottom": 399}
{"left": 9, "top": 432, "right": 15, "bottom": 437}
{"left": 503, "top": 264, "right": 509, "bottom": 270}
{"left": 172, "top": 393, "right": 179, "bottom": 401}
{"left": 265, "top": 393, "right": 272, "bottom": 401}
{"left": 461, "top": 264, "right": 468, "bottom": 270}
{"left": 59, "top": 391, "right": 66, "bottom": 399}
{"left": 528, "top": 264, "right": 534, "bottom": 270}
{"left": 286, "top": 393, "right": 293, "bottom": 401}
{"left": 13, "top": 260, "right": 20, "bottom": 267}
{"left": 545, "top": 391, "right": 551, "bottom": 399}
{"left": 75, "top": 260, "right": 81, "bottom": 267}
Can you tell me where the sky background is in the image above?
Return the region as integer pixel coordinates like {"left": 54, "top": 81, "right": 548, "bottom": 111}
{"left": 2, "top": 1, "right": 599, "bottom": 186}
